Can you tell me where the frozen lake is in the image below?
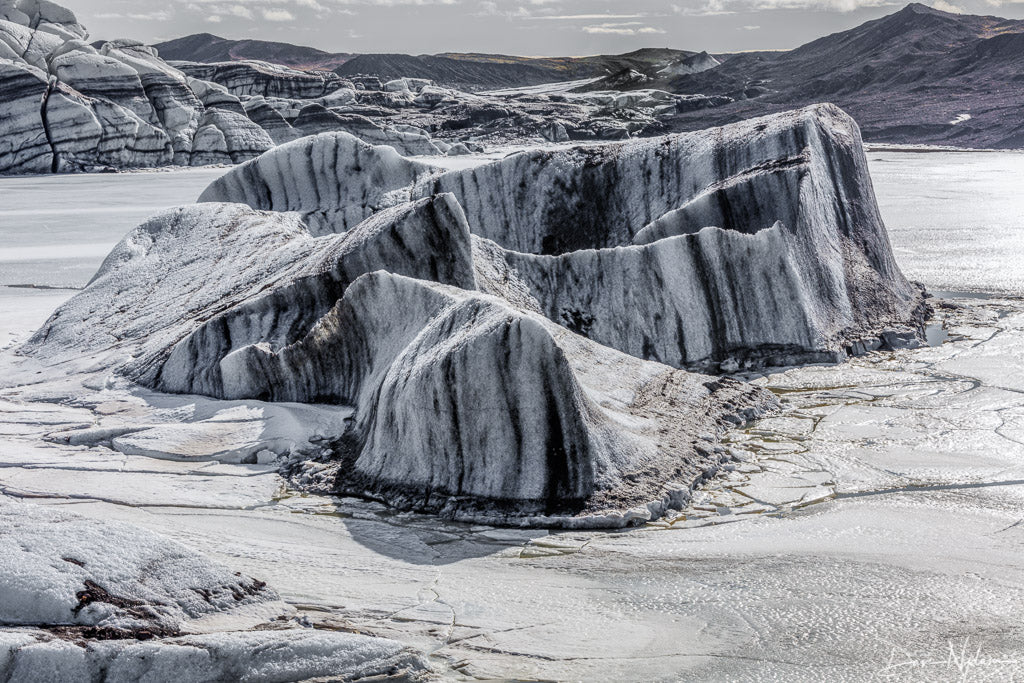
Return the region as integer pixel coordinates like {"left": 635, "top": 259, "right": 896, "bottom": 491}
{"left": 2, "top": 151, "right": 1023, "bottom": 295}
{"left": 867, "top": 149, "right": 1024, "bottom": 296}
{"left": 0, "top": 168, "right": 225, "bottom": 289}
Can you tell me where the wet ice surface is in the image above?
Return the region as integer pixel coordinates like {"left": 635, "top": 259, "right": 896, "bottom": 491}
{"left": 868, "top": 150, "right": 1024, "bottom": 296}
{"left": 3, "top": 154, "right": 1024, "bottom": 680}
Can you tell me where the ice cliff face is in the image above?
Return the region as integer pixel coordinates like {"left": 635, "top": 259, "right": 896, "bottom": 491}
{"left": 24, "top": 105, "right": 926, "bottom": 526}
{"left": 441, "top": 105, "right": 924, "bottom": 368}
{"left": 0, "top": 0, "right": 84, "bottom": 41}
{"left": 197, "top": 133, "right": 441, "bottom": 234}
{"left": 172, "top": 59, "right": 345, "bottom": 99}
{"left": 0, "top": 0, "right": 440, "bottom": 173}
{"left": 0, "top": 11, "right": 193, "bottom": 173}
{"left": 205, "top": 105, "right": 927, "bottom": 369}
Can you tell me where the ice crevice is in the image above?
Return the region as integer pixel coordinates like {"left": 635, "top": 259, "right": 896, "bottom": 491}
{"left": 38, "top": 75, "right": 58, "bottom": 173}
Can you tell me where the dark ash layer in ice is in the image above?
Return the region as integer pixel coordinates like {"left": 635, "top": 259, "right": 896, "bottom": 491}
{"left": 204, "top": 103, "right": 930, "bottom": 371}
{"left": 24, "top": 105, "right": 928, "bottom": 527}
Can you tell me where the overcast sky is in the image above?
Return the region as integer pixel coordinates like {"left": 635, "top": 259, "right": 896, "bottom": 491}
{"left": 67, "top": 0, "right": 1024, "bottom": 56}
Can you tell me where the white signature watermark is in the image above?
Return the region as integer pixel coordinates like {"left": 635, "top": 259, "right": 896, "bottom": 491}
{"left": 875, "top": 637, "right": 1020, "bottom": 681}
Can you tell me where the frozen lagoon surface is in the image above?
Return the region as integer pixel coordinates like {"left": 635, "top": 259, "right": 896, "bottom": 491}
{"left": 869, "top": 149, "right": 1024, "bottom": 297}
{"left": 0, "top": 168, "right": 226, "bottom": 290}
{"left": 2, "top": 152, "right": 1024, "bottom": 680}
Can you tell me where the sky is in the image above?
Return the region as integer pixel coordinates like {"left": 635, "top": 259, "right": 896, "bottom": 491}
{"left": 68, "top": 0, "right": 1024, "bottom": 56}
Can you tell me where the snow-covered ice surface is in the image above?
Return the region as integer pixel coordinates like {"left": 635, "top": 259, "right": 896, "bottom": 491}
{"left": 2, "top": 153, "right": 1024, "bottom": 679}
{"left": 479, "top": 77, "right": 602, "bottom": 96}
{"left": 0, "top": 500, "right": 429, "bottom": 681}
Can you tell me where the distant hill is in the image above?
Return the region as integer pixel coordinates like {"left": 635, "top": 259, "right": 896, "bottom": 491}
{"left": 153, "top": 33, "right": 353, "bottom": 70}
{"left": 156, "top": 34, "right": 693, "bottom": 92}
{"left": 335, "top": 49, "right": 694, "bottom": 92}
{"left": 333, "top": 53, "right": 558, "bottom": 90}
{"left": 652, "top": 3, "right": 1024, "bottom": 147}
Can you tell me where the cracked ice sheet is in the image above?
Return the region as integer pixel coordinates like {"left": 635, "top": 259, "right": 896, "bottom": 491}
{"left": 1, "top": 299, "right": 1024, "bottom": 680}
{"left": 6, "top": 290, "right": 1024, "bottom": 675}
{"left": 49, "top": 485, "right": 1024, "bottom": 680}
{"left": 0, "top": 440, "right": 281, "bottom": 509}
{"left": 0, "top": 391, "right": 291, "bottom": 509}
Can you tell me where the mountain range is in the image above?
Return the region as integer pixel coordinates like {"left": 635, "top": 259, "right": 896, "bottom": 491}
{"left": 155, "top": 34, "right": 696, "bottom": 92}
{"left": 156, "top": 3, "right": 1024, "bottom": 148}
{"left": 151, "top": 33, "right": 353, "bottom": 70}
{"left": 650, "top": 3, "right": 1024, "bottom": 148}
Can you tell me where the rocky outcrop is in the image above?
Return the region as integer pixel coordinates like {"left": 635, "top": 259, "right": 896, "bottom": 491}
{"left": 657, "top": 51, "right": 721, "bottom": 77}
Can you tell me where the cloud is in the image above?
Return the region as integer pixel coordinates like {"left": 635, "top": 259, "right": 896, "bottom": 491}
{"left": 537, "top": 14, "right": 648, "bottom": 20}
{"left": 206, "top": 14, "right": 222, "bottom": 22}
{"left": 175, "top": 0, "right": 445, "bottom": 23}
{"left": 185, "top": 3, "right": 255, "bottom": 20}
{"left": 94, "top": 10, "right": 174, "bottom": 20}
{"left": 582, "top": 21, "right": 667, "bottom": 34}
{"left": 474, "top": 2, "right": 534, "bottom": 18}
{"left": 930, "top": 0, "right": 964, "bottom": 11}
{"left": 673, "top": 0, "right": 899, "bottom": 14}
{"left": 227, "top": 4, "right": 254, "bottom": 18}
{"left": 262, "top": 7, "right": 296, "bottom": 20}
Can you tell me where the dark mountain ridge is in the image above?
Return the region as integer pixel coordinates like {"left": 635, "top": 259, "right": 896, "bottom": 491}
{"left": 334, "top": 49, "right": 694, "bottom": 91}
{"left": 647, "top": 3, "right": 1024, "bottom": 148}
{"left": 154, "top": 33, "right": 353, "bottom": 70}
{"left": 156, "top": 33, "right": 692, "bottom": 91}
